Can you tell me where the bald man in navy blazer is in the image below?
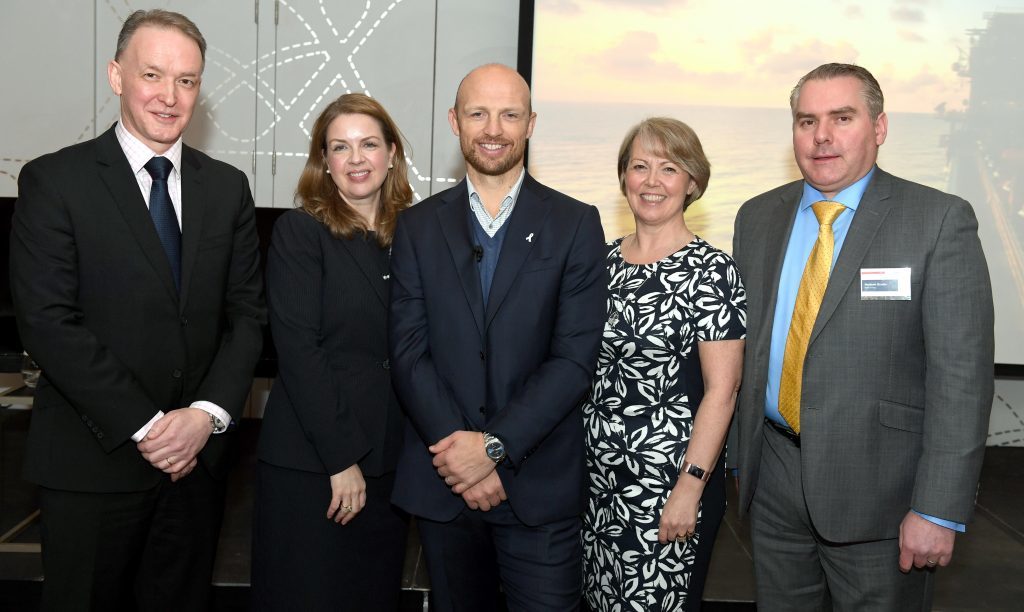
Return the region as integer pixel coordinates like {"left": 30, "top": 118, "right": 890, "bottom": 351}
{"left": 389, "top": 64, "right": 607, "bottom": 611}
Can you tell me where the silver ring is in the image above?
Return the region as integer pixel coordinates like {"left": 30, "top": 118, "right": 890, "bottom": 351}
{"left": 926, "top": 559, "right": 937, "bottom": 566}
{"left": 165, "top": 457, "right": 173, "bottom": 467}
{"left": 444, "top": 476, "right": 453, "bottom": 486}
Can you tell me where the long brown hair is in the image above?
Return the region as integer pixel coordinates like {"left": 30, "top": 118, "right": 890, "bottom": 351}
{"left": 295, "top": 93, "right": 412, "bottom": 246}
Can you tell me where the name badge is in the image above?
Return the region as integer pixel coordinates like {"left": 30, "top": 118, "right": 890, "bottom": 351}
{"left": 860, "top": 268, "right": 911, "bottom": 300}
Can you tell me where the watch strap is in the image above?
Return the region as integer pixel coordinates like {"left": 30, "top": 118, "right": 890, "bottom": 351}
{"left": 681, "top": 460, "right": 710, "bottom": 482}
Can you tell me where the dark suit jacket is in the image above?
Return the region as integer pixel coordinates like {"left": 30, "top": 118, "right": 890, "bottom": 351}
{"left": 258, "top": 209, "right": 402, "bottom": 477}
{"left": 388, "top": 174, "right": 607, "bottom": 526}
{"left": 732, "top": 168, "right": 994, "bottom": 542}
{"left": 10, "top": 125, "right": 266, "bottom": 492}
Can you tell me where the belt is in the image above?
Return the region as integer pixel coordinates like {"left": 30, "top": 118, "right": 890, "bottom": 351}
{"left": 764, "top": 417, "right": 800, "bottom": 447}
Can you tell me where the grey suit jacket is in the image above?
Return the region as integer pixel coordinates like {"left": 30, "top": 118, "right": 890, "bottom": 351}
{"left": 732, "top": 167, "right": 994, "bottom": 543}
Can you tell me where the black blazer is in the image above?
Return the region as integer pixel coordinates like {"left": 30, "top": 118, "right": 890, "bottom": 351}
{"left": 10, "top": 125, "right": 266, "bottom": 492}
{"left": 258, "top": 209, "right": 402, "bottom": 477}
{"left": 388, "top": 174, "right": 608, "bottom": 526}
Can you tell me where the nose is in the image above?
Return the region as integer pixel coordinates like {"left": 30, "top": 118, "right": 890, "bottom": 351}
{"left": 483, "top": 115, "right": 502, "bottom": 137}
{"left": 348, "top": 147, "right": 364, "bottom": 163}
{"left": 158, "top": 80, "right": 177, "bottom": 106}
{"left": 813, "top": 122, "right": 832, "bottom": 144}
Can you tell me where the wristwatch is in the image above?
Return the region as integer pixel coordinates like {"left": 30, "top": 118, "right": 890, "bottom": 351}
{"left": 482, "top": 432, "right": 506, "bottom": 464}
{"left": 681, "top": 460, "right": 710, "bottom": 482}
{"left": 209, "top": 413, "right": 227, "bottom": 434}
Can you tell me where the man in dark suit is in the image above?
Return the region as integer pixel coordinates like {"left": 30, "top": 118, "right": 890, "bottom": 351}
{"left": 732, "top": 63, "right": 993, "bottom": 610}
{"left": 389, "top": 63, "right": 607, "bottom": 610}
{"left": 10, "top": 10, "right": 264, "bottom": 611}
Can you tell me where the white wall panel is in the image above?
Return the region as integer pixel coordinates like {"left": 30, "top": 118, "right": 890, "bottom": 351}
{"left": 1, "top": 1, "right": 522, "bottom": 205}
{"left": 431, "top": 0, "right": 519, "bottom": 196}
{"left": 0, "top": 1, "right": 94, "bottom": 196}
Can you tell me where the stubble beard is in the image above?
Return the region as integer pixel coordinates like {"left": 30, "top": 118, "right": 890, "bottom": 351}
{"left": 461, "top": 137, "right": 524, "bottom": 177}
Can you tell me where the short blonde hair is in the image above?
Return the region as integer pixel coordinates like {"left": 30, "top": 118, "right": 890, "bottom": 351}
{"left": 617, "top": 117, "right": 711, "bottom": 210}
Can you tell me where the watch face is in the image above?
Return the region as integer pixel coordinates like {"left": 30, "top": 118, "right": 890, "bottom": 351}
{"left": 485, "top": 436, "right": 505, "bottom": 461}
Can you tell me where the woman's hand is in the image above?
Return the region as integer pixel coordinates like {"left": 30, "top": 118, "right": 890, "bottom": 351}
{"left": 327, "top": 464, "right": 366, "bottom": 525}
{"left": 657, "top": 477, "right": 703, "bottom": 544}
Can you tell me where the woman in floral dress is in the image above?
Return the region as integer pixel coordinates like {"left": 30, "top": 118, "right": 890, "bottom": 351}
{"left": 582, "top": 118, "right": 746, "bottom": 611}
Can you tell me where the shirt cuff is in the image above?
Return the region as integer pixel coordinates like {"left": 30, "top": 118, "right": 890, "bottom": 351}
{"left": 913, "top": 510, "right": 966, "bottom": 533}
{"left": 190, "top": 401, "right": 232, "bottom": 434}
{"left": 131, "top": 411, "right": 165, "bottom": 442}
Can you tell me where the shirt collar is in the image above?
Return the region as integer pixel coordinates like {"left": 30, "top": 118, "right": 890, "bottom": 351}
{"left": 115, "top": 118, "right": 184, "bottom": 178}
{"left": 465, "top": 168, "right": 526, "bottom": 210}
{"left": 799, "top": 165, "right": 876, "bottom": 212}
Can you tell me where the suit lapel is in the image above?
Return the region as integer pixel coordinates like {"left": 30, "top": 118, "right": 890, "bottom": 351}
{"left": 484, "top": 175, "right": 550, "bottom": 330}
{"left": 811, "top": 170, "right": 893, "bottom": 343}
{"left": 755, "top": 184, "right": 802, "bottom": 362}
{"left": 437, "top": 181, "right": 485, "bottom": 335}
{"left": 179, "top": 145, "right": 204, "bottom": 308}
{"left": 95, "top": 128, "right": 179, "bottom": 301}
{"left": 338, "top": 236, "right": 388, "bottom": 307}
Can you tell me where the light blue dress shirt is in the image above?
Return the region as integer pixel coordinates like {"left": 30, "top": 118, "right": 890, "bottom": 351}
{"left": 764, "top": 166, "right": 963, "bottom": 532}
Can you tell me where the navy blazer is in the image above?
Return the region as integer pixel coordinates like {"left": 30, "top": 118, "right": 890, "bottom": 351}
{"left": 388, "top": 174, "right": 608, "bottom": 526}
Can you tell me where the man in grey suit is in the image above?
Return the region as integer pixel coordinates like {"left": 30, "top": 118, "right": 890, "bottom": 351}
{"left": 732, "top": 63, "right": 994, "bottom": 610}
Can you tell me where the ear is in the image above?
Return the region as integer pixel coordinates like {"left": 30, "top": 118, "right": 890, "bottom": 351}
{"left": 448, "top": 107, "right": 460, "bottom": 137}
{"left": 108, "top": 60, "right": 123, "bottom": 96}
{"left": 526, "top": 111, "right": 537, "bottom": 140}
{"left": 874, "top": 111, "right": 888, "bottom": 146}
{"left": 686, "top": 180, "right": 697, "bottom": 195}
{"left": 388, "top": 142, "right": 397, "bottom": 167}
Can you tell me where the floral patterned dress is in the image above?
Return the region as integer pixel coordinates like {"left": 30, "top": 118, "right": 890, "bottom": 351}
{"left": 582, "top": 237, "right": 746, "bottom": 612}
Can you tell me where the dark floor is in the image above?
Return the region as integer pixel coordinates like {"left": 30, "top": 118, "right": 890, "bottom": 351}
{"left": 2, "top": 413, "right": 1022, "bottom": 611}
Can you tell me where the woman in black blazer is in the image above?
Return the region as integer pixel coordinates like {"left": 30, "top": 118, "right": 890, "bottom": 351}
{"left": 251, "top": 93, "right": 412, "bottom": 611}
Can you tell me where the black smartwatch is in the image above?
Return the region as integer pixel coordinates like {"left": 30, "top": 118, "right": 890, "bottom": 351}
{"left": 483, "top": 432, "right": 506, "bottom": 464}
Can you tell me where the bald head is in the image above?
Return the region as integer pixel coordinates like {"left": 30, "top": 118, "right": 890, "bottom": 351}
{"left": 454, "top": 63, "right": 532, "bottom": 114}
{"left": 448, "top": 63, "right": 537, "bottom": 181}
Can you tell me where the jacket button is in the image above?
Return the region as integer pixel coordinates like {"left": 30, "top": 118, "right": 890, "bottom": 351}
{"left": 381, "top": 359, "right": 390, "bottom": 370}
{"left": 180, "top": 316, "right": 188, "bottom": 327}
{"left": 97, "top": 432, "right": 104, "bottom": 439}
{"left": 479, "top": 406, "right": 485, "bottom": 414}
{"left": 172, "top": 369, "right": 182, "bottom": 379}
{"left": 479, "top": 351, "right": 486, "bottom": 361}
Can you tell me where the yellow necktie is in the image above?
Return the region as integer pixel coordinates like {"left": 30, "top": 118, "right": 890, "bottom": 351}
{"left": 778, "top": 201, "right": 846, "bottom": 434}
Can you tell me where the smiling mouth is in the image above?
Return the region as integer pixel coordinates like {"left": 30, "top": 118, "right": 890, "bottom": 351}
{"left": 479, "top": 142, "right": 508, "bottom": 151}
{"left": 640, "top": 193, "right": 666, "bottom": 203}
{"left": 348, "top": 170, "right": 370, "bottom": 178}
